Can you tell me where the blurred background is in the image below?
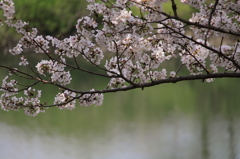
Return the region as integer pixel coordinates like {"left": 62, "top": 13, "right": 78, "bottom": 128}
{"left": 0, "top": 0, "right": 240, "bottom": 159}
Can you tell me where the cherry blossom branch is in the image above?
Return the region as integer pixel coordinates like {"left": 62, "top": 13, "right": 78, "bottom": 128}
{"left": 33, "top": 38, "right": 116, "bottom": 78}
{"left": 30, "top": 73, "right": 240, "bottom": 95}
{"left": 1, "top": 0, "right": 240, "bottom": 116}
{"left": 131, "top": 0, "right": 240, "bottom": 37}
{"left": 156, "top": 24, "right": 240, "bottom": 70}
{"left": 10, "top": 72, "right": 240, "bottom": 109}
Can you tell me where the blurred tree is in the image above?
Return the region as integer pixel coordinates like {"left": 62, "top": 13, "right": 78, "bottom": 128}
{"left": 0, "top": 0, "right": 88, "bottom": 53}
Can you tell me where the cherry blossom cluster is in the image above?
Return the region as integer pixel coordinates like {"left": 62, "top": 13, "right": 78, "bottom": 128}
{"left": 0, "top": 0, "right": 240, "bottom": 116}
{"left": 54, "top": 90, "right": 76, "bottom": 110}
{"left": 0, "top": 0, "right": 15, "bottom": 19}
{"left": 36, "top": 58, "right": 72, "bottom": 85}
{"left": 0, "top": 76, "right": 44, "bottom": 116}
{"left": 79, "top": 89, "right": 104, "bottom": 106}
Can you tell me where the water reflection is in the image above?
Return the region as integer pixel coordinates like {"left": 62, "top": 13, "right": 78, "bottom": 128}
{"left": 1, "top": 112, "right": 240, "bottom": 159}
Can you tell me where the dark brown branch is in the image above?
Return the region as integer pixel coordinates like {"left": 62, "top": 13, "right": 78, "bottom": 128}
{"left": 78, "top": 72, "right": 240, "bottom": 94}
{"left": 78, "top": 48, "right": 115, "bottom": 76}
{"left": 113, "top": 40, "right": 138, "bottom": 86}
{"left": 208, "top": 0, "right": 219, "bottom": 26}
{"left": 14, "top": 72, "right": 240, "bottom": 108}
{"left": 178, "top": 43, "right": 211, "bottom": 74}
{"left": 0, "top": 65, "right": 77, "bottom": 92}
{"left": 0, "top": 81, "right": 40, "bottom": 93}
{"left": 171, "top": 0, "right": 178, "bottom": 17}
{"left": 0, "top": 65, "right": 35, "bottom": 78}
{"left": 176, "top": 64, "right": 185, "bottom": 75}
